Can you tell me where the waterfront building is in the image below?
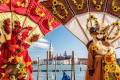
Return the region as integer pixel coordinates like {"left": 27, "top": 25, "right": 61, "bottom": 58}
{"left": 48, "top": 41, "right": 75, "bottom": 65}
{"left": 32, "top": 41, "right": 90, "bottom": 65}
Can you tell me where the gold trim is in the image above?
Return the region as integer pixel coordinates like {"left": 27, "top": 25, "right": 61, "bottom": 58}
{"left": 102, "top": 0, "right": 108, "bottom": 23}
{"left": 1, "top": 27, "right": 7, "bottom": 41}
{"left": 87, "top": 0, "right": 90, "bottom": 12}
{"left": 22, "top": 16, "right": 28, "bottom": 28}
{"left": 11, "top": 0, "right": 12, "bottom": 11}
{"left": 87, "top": 0, "right": 92, "bottom": 27}
{"left": 116, "top": 47, "right": 120, "bottom": 49}
{"left": 108, "top": 26, "right": 115, "bottom": 36}
{"left": 102, "top": 13, "right": 105, "bottom": 23}
{"left": 14, "top": 13, "right": 20, "bottom": 20}
{"left": 11, "top": 0, "right": 13, "bottom": 30}
{"left": 111, "top": 36, "right": 120, "bottom": 43}
{"left": 108, "top": 20, "right": 119, "bottom": 36}
{"left": 1, "top": 13, "right": 5, "bottom": 18}
{"left": 11, "top": 12, "right": 14, "bottom": 29}
{"left": 89, "top": 12, "right": 93, "bottom": 27}
{"left": 0, "top": 14, "right": 4, "bottom": 19}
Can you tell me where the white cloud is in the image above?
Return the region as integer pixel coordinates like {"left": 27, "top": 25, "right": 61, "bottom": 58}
{"left": 31, "top": 42, "right": 49, "bottom": 49}
{"left": 30, "top": 38, "right": 49, "bottom": 49}
{"left": 38, "top": 38, "right": 48, "bottom": 43}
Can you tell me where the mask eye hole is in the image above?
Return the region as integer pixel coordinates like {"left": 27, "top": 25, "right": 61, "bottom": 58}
{"left": 90, "top": 27, "right": 98, "bottom": 34}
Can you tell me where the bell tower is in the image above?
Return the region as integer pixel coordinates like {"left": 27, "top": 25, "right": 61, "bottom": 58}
{"left": 49, "top": 41, "right": 53, "bottom": 59}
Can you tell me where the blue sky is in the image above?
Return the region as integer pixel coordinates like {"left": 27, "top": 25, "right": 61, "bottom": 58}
{"left": 28, "top": 25, "right": 120, "bottom": 60}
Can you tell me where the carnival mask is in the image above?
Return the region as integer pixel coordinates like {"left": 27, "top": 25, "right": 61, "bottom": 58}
{"left": 90, "top": 23, "right": 110, "bottom": 39}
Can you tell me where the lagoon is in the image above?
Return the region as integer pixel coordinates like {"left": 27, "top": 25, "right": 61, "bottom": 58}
{"left": 32, "top": 65, "right": 87, "bottom": 80}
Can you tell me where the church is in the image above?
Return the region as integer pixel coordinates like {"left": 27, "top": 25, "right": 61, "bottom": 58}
{"left": 45, "top": 41, "right": 78, "bottom": 65}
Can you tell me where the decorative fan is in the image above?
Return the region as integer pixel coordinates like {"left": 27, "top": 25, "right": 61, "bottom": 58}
{"left": 0, "top": 0, "right": 61, "bottom": 80}
{"left": 40, "top": 0, "right": 120, "bottom": 49}
{"left": 0, "top": 0, "right": 61, "bottom": 45}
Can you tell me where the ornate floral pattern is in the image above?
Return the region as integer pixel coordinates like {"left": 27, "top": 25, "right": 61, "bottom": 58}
{"left": 92, "top": 0, "right": 104, "bottom": 10}
{"left": 30, "top": 34, "right": 39, "bottom": 42}
{"left": 48, "top": 18, "right": 55, "bottom": 30}
{"left": 52, "top": 0, "right": 68, "bottom": 19}
{"left": 14, "top": 20, "right": 22, "bottom": 32}
{"left": 111, "top": 0, "right": 120, "bottom": 12}
{"left": 35, "top": 6, "right": 46, "bottom": 17}
{"left": 17, "top": 0, "right": 28, "bottom": 8}
{"left": 72, "top": 0, "right": 84, "bottom": 10}
{"left": 3, "top": 18, "right": 11, "bottom": 34}
{"left": 0, "top": 56, "right": 28, "bottom": 80}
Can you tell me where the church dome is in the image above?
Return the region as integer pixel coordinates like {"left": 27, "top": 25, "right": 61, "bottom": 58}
{"left": 64, "top": 51, "right": 68, "bottom": 56}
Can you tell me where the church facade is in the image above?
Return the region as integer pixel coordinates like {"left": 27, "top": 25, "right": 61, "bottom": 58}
{"left": 46, "top": 42, "right": 78, "bottom": 65}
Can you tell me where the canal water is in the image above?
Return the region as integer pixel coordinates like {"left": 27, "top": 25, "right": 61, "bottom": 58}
{"left": 32, "top": 65, "right": 87, "bottom": 80}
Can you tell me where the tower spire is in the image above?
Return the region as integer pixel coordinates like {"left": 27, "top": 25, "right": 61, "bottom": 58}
{"left": 49, "top": 41, "right": 53, "bottom": 59}
{"left": 50, "top": 41, "right": 52, "bottom": 47}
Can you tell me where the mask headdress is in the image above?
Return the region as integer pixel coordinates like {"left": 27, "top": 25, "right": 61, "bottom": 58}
{"left": 86, "top": 15, "right": 108, "bottom": 38}
{"left": 86, "top": 15, "right": 120, "bottom": 40}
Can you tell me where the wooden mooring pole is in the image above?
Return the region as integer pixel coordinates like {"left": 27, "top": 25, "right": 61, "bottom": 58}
{"left": 55, "top": 56, "right": 57, "bottom": 80}
{"left": 47, "top": 51, "right": 49, "bottom": 80}
{"left": 71, "top": 52, "right": 73, "bottom": 80}
{"left": 73, "top": 51, "right": 75, "bottom": 80}
{"left": 37, "top": 56, "right": 39, "bottom": 80}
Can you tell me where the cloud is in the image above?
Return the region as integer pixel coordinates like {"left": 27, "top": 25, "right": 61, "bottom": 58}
{"left": 38, "top": 38, "right": 49, "bottom": 43}
{"left": 32, "top": 42, "right": 49, "bottom": 49}
{"left": 30, "top": 38, "right": 49, "bottom": 49}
